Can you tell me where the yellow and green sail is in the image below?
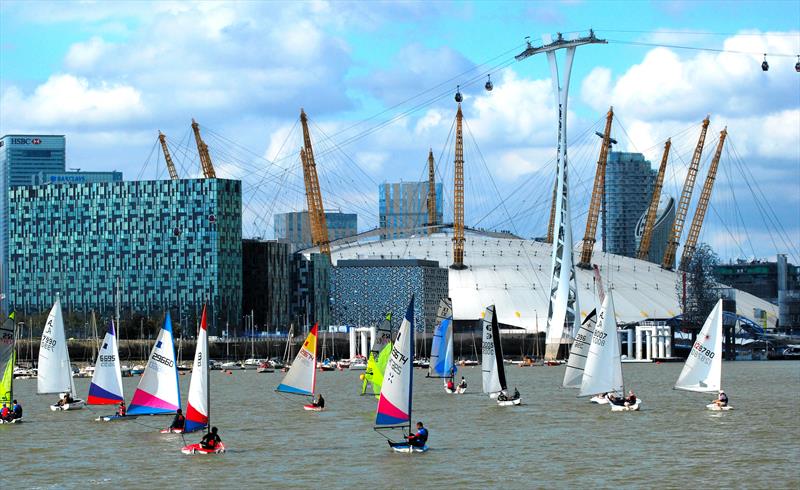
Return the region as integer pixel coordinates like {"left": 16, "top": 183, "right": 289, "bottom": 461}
{"left": 361, "top": 312, "right": 393, "bottom": 397}
{"left": 0, "top": 313, "right": 15, "bottom": 404}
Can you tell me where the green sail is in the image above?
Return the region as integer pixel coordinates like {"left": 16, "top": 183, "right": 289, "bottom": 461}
{"left": 370, "top": 342, "right": 393, "bottom": 397}
{"left": 0, "top": 350, "right": 13, "bottom": 404}
{"left": 0, "top": 314, "right": 14, "bottom": 404}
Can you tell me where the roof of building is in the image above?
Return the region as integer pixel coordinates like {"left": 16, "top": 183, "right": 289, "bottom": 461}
{"left": 304, "top": 228, "right": 779, "bottom": 331}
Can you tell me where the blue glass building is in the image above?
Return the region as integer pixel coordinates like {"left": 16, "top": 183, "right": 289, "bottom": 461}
{"left": 274, "top": 211, "right": 357, "bottom": 251}
{"left": 603, "top": 152, "right": 655, "bottom": 258}
{"left": 8, "top": 178, "right": 242, "bottom": 334}
{"left": 379, "top": 181, "right": 443, "bottom": 239}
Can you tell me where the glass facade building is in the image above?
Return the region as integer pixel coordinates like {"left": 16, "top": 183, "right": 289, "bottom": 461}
{"left": 379, "top": 181, "right": 443, "bottom": 239}
{"left": 330, "top": 259, "right": 449, "bottom": 332}
{"left": 603, "top": 152, "right": 655, "bottom": 258}
{"left": 242, "top": 239, "right": 292, "bottom": 330}
{"left": 274, "top": 211, "right": 357, "bottom": 251}
{"left": 33, "top": 170, "right": 123, "bottom": 185}
{"left": 8, "top": 178, "right": 242, "bottom": 334}
{"left": 634, "top": 196, "right": 676, "bottom": 266}
{"left": 292, "top": 253, "right": 331, "bottom": 331}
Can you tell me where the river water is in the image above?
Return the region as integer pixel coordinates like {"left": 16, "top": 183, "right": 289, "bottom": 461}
{"left": 3, "top": 361, "right": 798, "bottom": 488}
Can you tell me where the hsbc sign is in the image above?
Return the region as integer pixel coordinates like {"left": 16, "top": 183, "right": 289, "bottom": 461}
{"left": 9, "top": 137, "right": 42, "bottom": 145}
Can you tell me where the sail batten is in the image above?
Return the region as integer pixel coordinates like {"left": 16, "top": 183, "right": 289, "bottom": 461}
{"left": 127, "top": 312, "right": 181, "bottom": 415}
{"left": 675, "top": 300, "right": 724, "bottom": 393}
{"left": 277, "top": 324, "right": 318, "bottom": 397}
{"left": 87, "top": 321, "right": 124, "bottom": 405}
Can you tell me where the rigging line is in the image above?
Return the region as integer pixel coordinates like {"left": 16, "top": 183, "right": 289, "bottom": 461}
{"left": 607, "top": 39, "right": 798, "bottom": 57}
{"left": 136, "top": 138, "right": 161, "bottom": 181}
{"left": 597, "top": 29, "right": 800, "bottom": 37}
{"left": 707, "top": 203, "right": 749, "bottom": 259}
{"left": 719, "top": 147, "right": 757, "bottom": 258}
{"left": 309, "top": 119, "right": 378, "bottom": 186}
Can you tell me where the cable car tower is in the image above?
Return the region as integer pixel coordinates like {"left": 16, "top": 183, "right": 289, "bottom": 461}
{"left": 516, "top": 30, "right": 606, "bottom": 359}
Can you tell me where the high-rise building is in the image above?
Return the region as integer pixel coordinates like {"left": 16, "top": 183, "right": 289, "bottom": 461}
{"left": 330, "top": 259, "right": 449, "bottom": 331}
{"left": 634, "top": 196, "right": 676, "bottom": 265}
{"left": 0, "top": 135, "right": 67, "bottom": 307}
{"left": 603, "top": 152, "right": 655, "bottom": 257}
{"left": 379, "top": 181, "right": 443, "bottom": 239}
{"left": 242, "top": 239, "right": 292, "bottom": 330}
{"left": 274, "top": 211, "right": 357, "bottom": 251}
{"left": 8, "top": 178, "right": 242, "bottom": 334}
{"left": 292, "top": 253, "right": 331, "bottom": 331}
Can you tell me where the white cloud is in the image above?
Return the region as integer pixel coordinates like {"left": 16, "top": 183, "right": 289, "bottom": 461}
{"left": 64, "top": 36, "right": 112, "bottom": 71}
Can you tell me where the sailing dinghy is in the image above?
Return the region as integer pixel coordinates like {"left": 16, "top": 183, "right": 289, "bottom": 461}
{"left": 0, "top": 312, "right": 20, "bottom": 423}
{"left": 276, "top": 324, "right": 322, "bottom": 411}
{"left": 482, "top": 305, "right": 520, "bottom": 406}
{"left": 97, "top": 312, "right": 180, "bottom": 421}
{"left": 39, "top": 297, "right": 85, "bottom": 411}
{"left": 579, "top": 290, "right": 641, "bottom": 411}
{"left": 428, "top": 298, "right": 462, "bottom": 394}
{"left": 675, "top": 299, "right": 732, "bottom": 411}
{"left": 87, "top": 321, "right": 124, "bottom": 406}
{"left": 362, "top": 313, "right": 393, "bottom": 397}
{"left": 375, "top": 296, "right": 428, "bottom": 453}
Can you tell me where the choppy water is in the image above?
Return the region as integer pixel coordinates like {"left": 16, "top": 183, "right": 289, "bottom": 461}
{"left": 3, "top": 361, "right": 798, "bottom": 488}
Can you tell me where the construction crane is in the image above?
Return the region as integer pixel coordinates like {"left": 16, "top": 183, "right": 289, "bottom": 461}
{"left": 158, "top": 131, "right": 179, "bottom": 180}
{"left": 451, "top": 104, "right": 466, "bottom": 270}
{"left": 299, "top": 109, "right": 331, "bottom": 259}
{"left": 426, "top": 148, "right": 437, "bottom": 235}
{"left": 545, "top": 179, "right": 557, "bottom": 243}
{"left": 679, "top": 128, "right": 727, "bottom": 271}
{"left": 191, "top": 118, "right": 217, "bottom": 178}
{"left": 578, "top": 107, "right": 615, "bottom": 269}
{"left": 662, "top": 116, "right": 710, "bottom": 270}
{"left": 637, "top": 138, "right": 671, "bottom": 260}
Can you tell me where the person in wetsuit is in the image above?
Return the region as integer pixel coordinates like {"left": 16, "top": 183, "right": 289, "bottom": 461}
{"left": 200, "top": 427, "right": 222, "bottom": 450}
{"left": 312, "top": 394, "right": 325, "bottom": 409}
{"left": 169, "top": 408, "right": 186, "bottom": 431}
{"left": 406, "top": 421, "right": 429, "bottom": 448}
{"left": 11, "top": 400, "right": 22, "bottom": 420}
{"left": 458, "top": 377, "right": 467, "bottom": 390}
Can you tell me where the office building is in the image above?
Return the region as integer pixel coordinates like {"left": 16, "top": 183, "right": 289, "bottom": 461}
{"left": 330, "top": 259, "right": 449, "bottom": 331}
{"left": 274, "top": 211, "right": 357, "bottom": 251}
{"left": 379, "top": 181, "right": 443, "bottom": 239}
{"left": 603, "top": 152, "right": 655, "bottom": 257}
{"left": 292, "top": 253, "right": 331, "bottom": 331}
{"left": 242, "top": 239, "right": 292, "bottom": 330}
{"left": 33, "top": 170, "right": 123, "bottom": 185}
{"left": 8, "top": 178, "right": 242, "bottom": 334}
{"left": 634, "top": 196, "right": 676, "bottom": 266}
{"left": 715, "top": 255, "right": 800, "bottom": 304}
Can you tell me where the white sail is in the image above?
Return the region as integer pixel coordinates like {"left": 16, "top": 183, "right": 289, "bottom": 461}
{"left": 38, "top": 298, "right": 75, "bottom": 395}
{"left": 563, "top": 309, "right": 596, "bottom": 388}
{"left": 675, "top": 299, "right": 724, "bottom": 392}
{"left": 579, "top": 291, "right": 623, "bottom": 397}
{"left": 87, "top": 321, "right": 124, "bottom": 404}
{"left": 127, "top": 312, "right": 181, "bottom": 415}
{"left": 481, "top": 306, "right": 503, "bottom": 395}
{"left": 276, "top": 324, "right": 318, "bottom": 396}
{"left": 375, "top": 297, "right": 415, "bottom": 427}
{"left": 185, "top": 307, "right": 209, "bottom": 432}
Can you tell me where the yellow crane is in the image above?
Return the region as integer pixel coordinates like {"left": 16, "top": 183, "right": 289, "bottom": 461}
{"left": 661, "top": 116, "right": 710, "bottom": 270}
{"left": 451, "top": 104, "right": 466, "bottom": 269}
{"left": 578, "top": 107, "right": 614, "bottom": 268}
{"left": 545, "top": 180, "right": 557, "bottom": 243}
{"left": 426, "top": 148, "right": 437, "bottom": 235}
{"left": 191, "top": 118, "right": 217, "bottom": 179}
{"left": 299, "top": 109, "right": 331, "bottom": 259}
{"left": 637, "top": 138, "right": 671, "bottom": 260}
{"left": 679, "top": 128, "right": 727, "bottom": 270}
{"left": 157, "top": 131, "right": 179, "bottom": 180}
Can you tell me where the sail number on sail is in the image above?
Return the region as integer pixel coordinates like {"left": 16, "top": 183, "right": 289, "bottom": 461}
{"left": 591, "top": 330, "right": 608, "bottom": 346}
{"left": 98, "top": 354, "right": 117, "bottom": 366}
{"left": 151, "top": 352, "right": 174, "bottom": 369}
{"left": 690, "top": 341, "right": 715, "bottom": 365}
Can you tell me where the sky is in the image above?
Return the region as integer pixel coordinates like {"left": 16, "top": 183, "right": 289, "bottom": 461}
{"left": 1, "top": 0, "right": 798, "bottom": 263}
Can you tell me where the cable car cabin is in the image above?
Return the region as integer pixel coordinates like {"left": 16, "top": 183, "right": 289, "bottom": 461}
{"left": 485, "top": 75, "right": 493, "bottom": 91}
{"left": 761, "top": 54, "right": 769, "bottom": 72}
{"left": 455, "top": 85, "right": 463, "bottom": 102}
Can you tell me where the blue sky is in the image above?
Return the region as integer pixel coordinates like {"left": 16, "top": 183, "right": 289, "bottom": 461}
{"left": 1, "top": 1, "right": 798, "bottom": 261}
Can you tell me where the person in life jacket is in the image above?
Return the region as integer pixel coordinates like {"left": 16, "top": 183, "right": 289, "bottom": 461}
{"left": 446, "top": 377, "right": 455, "bottom": 391}
{"left": 458, "top": 376, "right": 467, "bottom": 390}
{"left": 311, "top": 394, "right": 325, "bottom": 409}
{"left": 713, "top": 390, "right": 729, "bottom": 407}
{"left": 0, "top": 403, "right": 10, "bottom": 421}
{"left": 406, "top": 421, "right": 429, "bottom": 448}
{"left": 12, "top": 400, "right": 22, "bottom": 420}
{"left": 169, "top": 408, "right": 186, "bottom": 430}
{"left": 200, "top": 427, "right": 222, "bottom": 450}
{"left": 116, "top": 401, "right": 126, "bottom": 417}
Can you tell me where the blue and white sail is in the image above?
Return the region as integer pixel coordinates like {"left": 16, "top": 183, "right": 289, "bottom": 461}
{"left": 87, "top": 321, "right": 124, "bottom": 405}
{"left": 128, "top": 312, "right": 180, "bottom": 415}
{"left": 428, "top": 298, "right": 455, "bottom": 379}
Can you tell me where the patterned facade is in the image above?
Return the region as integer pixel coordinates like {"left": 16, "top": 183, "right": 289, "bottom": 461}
{"left": 8, "top": 178, "right": 242, "bottom": 334}
{"left": 242, "top": 239, "right": 292, "bottom": 329}
{"left": 379, "top": 181, "right": 443, "bottom": 239}
{"left": 330, "top": 259, "right": 449, "bottom": 332}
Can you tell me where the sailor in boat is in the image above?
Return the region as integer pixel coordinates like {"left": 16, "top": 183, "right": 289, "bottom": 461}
{"left": 623, "top": 390, "right": 637, "bottom": 407}
{"left": 55, "top": 392, "right": 74, "bottom": 407}
{"left": 405, "top": 421, "right": 429, "bottom": 448}
{"left": 497, "top": 387, "right": 520, "bottom": 402}
{"left": 457, "top": 377, "right": 467, "bottom": 391}
{"left": 0, "top": 403, "right": 10, "bottom": 422}
{"left": 200, "top": 427, "right": 222, "bottom": 450}
{"left": 446, "top": 377, "right": 455, "bottom": 392}
{"left": 712, "top": 390, "right": 728, "bottom": 408}
{"left": 310, "top": 394, "right": 325, "bottom": 409}
{"left": 12, "top": 400, "right": 22, "bottom": 420}
{"left": 608, "top": 393, "right": 625, "bottom": 406}
{"left": 168, "top": 409, "right": 186, "bottom": 431}
{"left": 115, "top": 401, "right": 126, "bottom": 417}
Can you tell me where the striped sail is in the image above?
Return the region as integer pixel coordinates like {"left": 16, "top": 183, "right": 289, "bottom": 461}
{"left": 375, "top": 296, "right": 415, "bottom": 427}
{"left": 428, "top": 298, "right": 455, "bottom": 378}
{"left": 185, "top": 306, "right": 209, "bottom": 433}
{"left": 128, "top": 312, "right": 180, "bottom": 415}
{"left": 579, "top": 291, "right": 623, "bottom": 397}
{"left": 0, "top": 313, "right": 14, "bottom": 404}
{"left": 276, "top": 324, "right": 318, "bottom": 396}
{"left": 38, "top": 298, "right": 76, "bottom": 395}
{"left": 87, "top": 321, "right": 124, "bottom": 404}
{"left": 675, "top": 299, "right": 723, "bottom": 393}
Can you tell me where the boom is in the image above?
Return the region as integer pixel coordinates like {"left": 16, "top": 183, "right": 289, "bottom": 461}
{"left": 679, "top": 128, "right": 727, "bottom": 270}
{"left": 191, "top": 119, "right": 217, "bottom": 178}
{"left": 661, "top": 116, "right": 710, "bottom": 270}
{"left": 299, "top": 109, "right": 331, "bottom": 259}
{"left": 637, "top": 139, "right": 671, "bottom": 260}
{"left": 578, "top": 107, "right": 614, "bottom": 268}
{"left": 158, "top": 131, "right": 179, "bottom": 180}
{"left": 451, "top": 104, "right": 466, "bottom": 269}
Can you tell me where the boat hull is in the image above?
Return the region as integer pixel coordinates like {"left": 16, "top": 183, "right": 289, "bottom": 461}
{"left": 50, "top": 399, "right": 85, "bottom": 411}
{"left": 303, "top": 404, "right": 324, "bottom": 412}
{"left": 0, "top": 417, "right": 22, "bottom": 424}
{"left": 590, "top": 396, "right": 610, "bottom": 404}
{"left": 610, "top": 399, "right": 642, "bottom": 411}
{"left": 181, "top": 442, "right": 226, "bottom": 455}
{"left": 496, "top": 397, "right": 521, "bottom": 407}
{"left": 160, "top": 427, "right": 184, "bottom": 433}
{"left": 389, "top": 441, "right": 428, "bottom": 453}
{"left": 706, "top": 403, "right": 733, "bottom": 411}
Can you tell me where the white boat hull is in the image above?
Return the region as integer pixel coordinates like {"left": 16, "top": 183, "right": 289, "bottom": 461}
{"left": 590, "top": 396, "right": 610, "bottom": 404}
{"left": 488, "top": 392, "right": 499, "bottom": 399}
{"left": 50, "top": 399, "right": 85, "bottom": 411}
{"left": 390, "top": 443, "right": 428, "bottom": 453}
{"left": 706, "top": 403, "right": 733, "bottom": 411}
{"left": 497, "top": 398, "right": 521, "bottom": 407}
{"left": 610, "top": 399, "right": 641, "bottom": 411}
{"left": 0, "top": 417, "right": 22, "bottom": 424}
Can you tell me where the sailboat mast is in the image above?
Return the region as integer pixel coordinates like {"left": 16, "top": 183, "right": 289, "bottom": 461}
{"left": 408, "top": 307, "right": 415, "bottom": 436}
{"left": 206, "top": 307, "right": 211, "bottom": 435}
